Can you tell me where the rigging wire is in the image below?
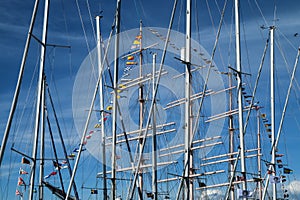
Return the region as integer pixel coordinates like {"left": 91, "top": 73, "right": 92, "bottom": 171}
{"left": 276, "top": 30, "right": 300, "bottom": 96}
{"left": 75, "top": 0, "right": 97, "bottom": 80}
{"left": 273, "top": 33, "right": 300, "bottom": 158}
{"left": 240, "top": 8, "right": 252, "bottom": 81}
{"left": 86, "top": 0, "right": 97, "bottom": 43}
{"left": 45, "top": 46, "right": 75, "bottom": 152}
{"left": 205, "top": 0, "right": 226, "bottom": 69}
{"left": 133, "top": 0, "right": 141, "bottom": 20}
{"left": 12, "top": 47, "right": 40, "bottom": 145}
{"left": 176, "top": 0, "right": 184, "bottom": 33}
{"left": 243, "top": 34, "right": 270, "bottom": 135}
{"left": 277, "top": 28, "right": 299, "bottom": 51}
{"left": 253, "top": 0, "right": 269, "bottom": 27}
{"left": 60, "top": 0, "right": 73, "bottom": 77}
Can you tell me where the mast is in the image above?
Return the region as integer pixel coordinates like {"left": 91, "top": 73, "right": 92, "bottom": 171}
{"left": 38, "top": 76, "right": 46, "bottom": 200}
{"left": 111, "top": 0, "right": 121, "bottom": 199}
{"left": 138, "top": 20, "right": 144, "bottom": 200}
{"left": 270, "top": 26, "right": 277, "bottom": 200}
{"left": 29, "top": 0, "right": 49, "bottom": 199}
{"left": 234, "top": 0, "right": 247, "bottom": 196}
{"left": 257, "top": 108, "right": 262, "bottom": 199}
{"left": 228, "top": 73, "right": 235, "bottom": 199}
{"left": 184, "top": 0, "right": 193, "bottom": 199}
{"left": 152, "top": 53, "right": 158, "bottom": 200}
{"left": 0, "top": 0, "right": 40, "bottom": 166}
{"left": 96, "top": 15, "right": 108, "bottom": 200}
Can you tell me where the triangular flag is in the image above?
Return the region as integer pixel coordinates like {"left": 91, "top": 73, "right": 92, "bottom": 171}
{"left": 21, "top": 157, "right": 30, "bottom": 165}
{"left": 19, "top": 168, "right": 28, "bottom": 175}
{"left": 18, "top": 177, "right": 26, "bottom": 190}
{"left": 44, "top": 171, "right": 57, "bottom": 179}
{"left": 15, "top": 189, "right": 23, "bottom": 197}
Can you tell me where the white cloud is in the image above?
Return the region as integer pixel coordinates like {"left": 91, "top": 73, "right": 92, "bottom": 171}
{"left": 198, "top": 189, "right": 223, "bottom": 200}
{"left": 287, "top": 180, "right": 300, "bottom": 195}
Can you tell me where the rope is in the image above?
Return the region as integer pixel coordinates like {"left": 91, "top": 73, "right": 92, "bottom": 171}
{"left": 75, "top": 0, "right": 97, "bottom": 80}
{"left": 243, "top": 34, "right": 270, "bottom": 133}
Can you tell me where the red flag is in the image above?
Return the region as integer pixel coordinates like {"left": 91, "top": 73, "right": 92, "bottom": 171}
{"left": 19, "top": 168, "right": 28, "bottom": 175}
{"left": 86, "top": 135, "right": 92, "bottom": 139}
{"left": 18, "top": 177, "right": 25, "bottom": 186}
{"left": 15, "top": 189, "right": 23, "bottom": 197}
{"left": 44, "top": 171, "right": 57, "bottom": 179}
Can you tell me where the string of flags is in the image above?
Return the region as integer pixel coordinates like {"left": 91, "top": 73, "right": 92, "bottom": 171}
{"left": 147, "top": 27, "right": 217, "bottom": 71}
{"left": 260, "top": 113, "right": 273, "bottom": 138}
{"left": 16, "top": 157, "right": 30, "bottom": 197}
{"left": 131, "top": 34, "right": 141, "bottom": 50}
{"left": 43, "top": 160, "right": 68, "bottom": 180}
{"left": 122, "top": 33, "right": 141, "bottom": 78}
{"left": 66, "top": 110, "right": 113, "bottom": 161}
{"left": 15, "top": 109, "right": 114, "bottom": 197}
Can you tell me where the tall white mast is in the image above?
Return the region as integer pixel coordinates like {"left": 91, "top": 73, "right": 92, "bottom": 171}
{"left": 234, "top": 0, "right": 247, "bottom": 196}
{"left": 152, "top": 53, "right": 158, "bottom": 200}
{"left": 29, "top": 0, "right": 49, "bottom": 199}
{"left": 96, "top": 15, "right": 108, "bottom": 200}
{"left": 38, "top": 77, "right": 45, "bottom": 200}
{"left": 138, "top": 20, "right": 144, "bottom": 200}
{"left": 112, "top": 0, "right": 121, "bottom": 199}
{"left": 270, "top": 26, "right": 277, "bottom": 200}
{"left": 184, "top": 0, "right": 193, "bottom": 199}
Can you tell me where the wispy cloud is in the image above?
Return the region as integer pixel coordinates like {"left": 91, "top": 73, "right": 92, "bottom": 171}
{"left": 287, "top": 180, "right": 300, "bottom": 195}
{"left": 199, "top": 189, "right": 223, "bottom": 199}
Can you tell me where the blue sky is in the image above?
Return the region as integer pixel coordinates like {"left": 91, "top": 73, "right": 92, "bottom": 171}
{"left": 0, "top": 0, "right": 300, "bottom": 199}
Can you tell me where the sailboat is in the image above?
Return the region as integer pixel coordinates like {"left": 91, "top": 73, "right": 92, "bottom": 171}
{"left": 0, "top": 0, "right": 299, "bottom": 199}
